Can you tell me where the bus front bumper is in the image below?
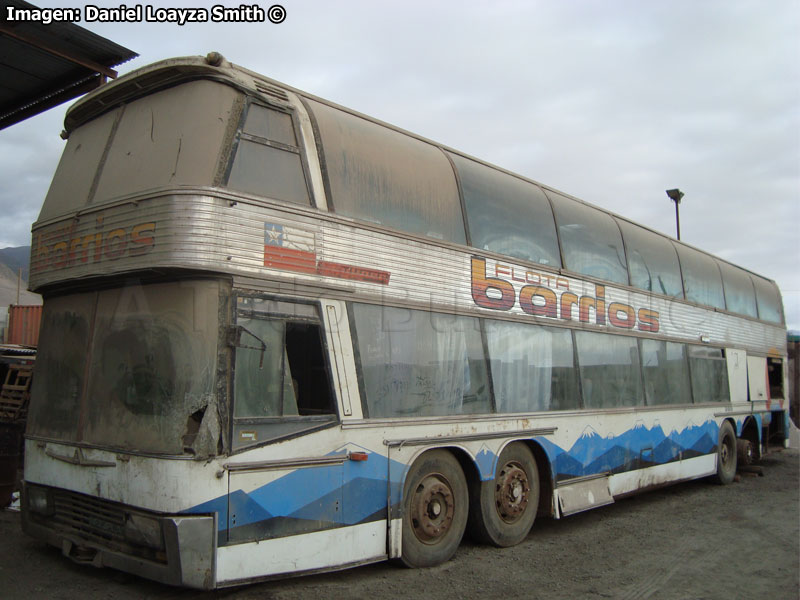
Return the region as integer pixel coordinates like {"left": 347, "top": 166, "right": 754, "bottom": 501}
{"left": 20, "top": 482, "right": 217, "bottom": 589}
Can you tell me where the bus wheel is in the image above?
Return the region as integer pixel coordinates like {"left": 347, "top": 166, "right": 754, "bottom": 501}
{"left": 715, "top": 421, "right": 737, "bottom": 485}
{"left": 469, "top": 443, "right": 539, "bottom": 547}
{"left": 401, "top": 450, "right": 468, "bottom": 568}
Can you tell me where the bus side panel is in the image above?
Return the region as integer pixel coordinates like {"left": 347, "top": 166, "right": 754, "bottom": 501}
{"left": 534, "top": 411, "right": 720, "bottom": 486}
{"left": 216, "top": 521, "right": 386, "bottom": 584}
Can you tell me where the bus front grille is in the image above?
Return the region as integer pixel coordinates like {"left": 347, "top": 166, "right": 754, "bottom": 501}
{"left": 51, "top": 488, "right": 127, "bottom": 542}
{"left": 27, "top": 484, "right": 167, "bottom": 563}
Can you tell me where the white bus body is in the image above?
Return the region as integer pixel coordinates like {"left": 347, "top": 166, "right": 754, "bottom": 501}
{"left": 21, "top": 55, "right": 789, "bottom": 588}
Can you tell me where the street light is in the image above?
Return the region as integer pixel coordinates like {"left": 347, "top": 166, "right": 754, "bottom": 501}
{"left": 666, "top": 188, "right": 685, "bottom": 240}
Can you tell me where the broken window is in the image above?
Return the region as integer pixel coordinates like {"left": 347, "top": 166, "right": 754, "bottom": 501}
{"left": 231, "top": 297, "right": 336, "bottom": 450}
{"left": 28, "top": 280, "right": 223, "bottom": 457}
{"left": 767, "top": 358, "right": 784, "bottom": 399}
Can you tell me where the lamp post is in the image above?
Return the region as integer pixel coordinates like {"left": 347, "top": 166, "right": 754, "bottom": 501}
{"left": 666, "top": 188, "right": 684, "bottom": 240}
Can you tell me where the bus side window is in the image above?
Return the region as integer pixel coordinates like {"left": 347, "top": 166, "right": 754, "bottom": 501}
{"left": 226, "top": 103, "right": 312, "bottom": 206}
{"left": 687, "top": 346, "right": 730, "bottom": 403}
{"left": 285, "top": 322, "right": 335, "bottom": 416}
{"left": 232, "top": 305, "right": 336, "bottom": 450}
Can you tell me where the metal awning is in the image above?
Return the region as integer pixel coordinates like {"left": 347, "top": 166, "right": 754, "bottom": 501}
{"left": 0, "top": 0, "right": 137, "bottom": 130}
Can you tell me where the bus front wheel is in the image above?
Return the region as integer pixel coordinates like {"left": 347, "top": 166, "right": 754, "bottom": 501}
{"left": 715, "top": 421, "right": 738, "bottom": 485}
{"left": 401, "top": 450, "right": 468, "bottom": 568}
{"left": 468, "top": 442, "right": 539, "bottom": 547}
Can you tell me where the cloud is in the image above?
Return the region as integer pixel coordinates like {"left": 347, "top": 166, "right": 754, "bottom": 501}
{"left": 2, "top": 0, "right": 798, "bottom": 328}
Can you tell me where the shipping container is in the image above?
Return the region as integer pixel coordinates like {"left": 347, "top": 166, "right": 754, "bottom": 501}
{"left": 6, "top": 305, "right": 42, "bottom": 347}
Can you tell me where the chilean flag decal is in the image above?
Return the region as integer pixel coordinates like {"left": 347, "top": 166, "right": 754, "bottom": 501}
{"left": 264, "top": 222, "right": 318, "bottom": 274}
{"left": 264, "top": 222, "right": 390, "bottom": 285}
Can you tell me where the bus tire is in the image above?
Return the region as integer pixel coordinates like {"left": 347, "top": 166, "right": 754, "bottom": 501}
{"left": 715, "top": 421, "right": 737, "bottom": 485}
{"left": 401, "top": 450, "right": 468, "bottom": 568}
{"left": 468, "top": 442, "right": 539, "bottom": 547}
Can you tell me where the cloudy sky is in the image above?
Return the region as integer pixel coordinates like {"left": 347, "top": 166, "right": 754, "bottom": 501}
{"left": 1, "top": 0, "right": 798, "bottom": 329}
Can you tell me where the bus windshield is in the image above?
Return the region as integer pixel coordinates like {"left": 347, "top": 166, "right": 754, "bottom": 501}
{"left": 27, "top": 279, "right": 223, "bottom": 456}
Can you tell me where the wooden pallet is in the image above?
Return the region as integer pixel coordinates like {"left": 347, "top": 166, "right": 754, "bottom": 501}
{"left": 0, "top": 365, "right": 33, "bottom": 422}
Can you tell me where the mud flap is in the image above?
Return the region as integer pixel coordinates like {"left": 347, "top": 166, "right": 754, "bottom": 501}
{"left": 556, "top": 474, "right": 614, "bottom": 516}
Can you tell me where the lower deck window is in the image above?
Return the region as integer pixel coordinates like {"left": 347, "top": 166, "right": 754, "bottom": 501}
{"left": 350, "top": 303, "right": 491, "bottom": 418}
{"left": 688, "top": 346, "right": 730, "bottom": 403}
{"left": 485, "top": 319, "right": 580, "bottom": 412}
{"left": 232, "top": 300, "right": 335, "bottom": 449}
{"left": 641, "top": 340, "right": 693, "bottom": 405}
{"left": 575, "top": 331, "right": 644, "bottom": 409}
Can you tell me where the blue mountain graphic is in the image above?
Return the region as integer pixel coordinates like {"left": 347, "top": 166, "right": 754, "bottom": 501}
{"left": 228, "top": 489, "right": 274, "bottom": 527}
{"left": 653, "top": 437, "right": 684, "bottom": 463}
{"left": 691, "top": 432, "right": 716, "bottom": 454}
{"left": 476, "top": 446, "right": 496, "bottom": 480}
{"left": 534, "top": 436, "right": 566, "bottom": 460}
{"left": 669, "top": 421, "right": 718, "bottom": 450}
{"left": 615, "top": 423, "right": 666, "bottom": 454}
{"left": 555, "top": 452, "right": 585, "bottom": 477}
{"left": 585, "top": 445, "right": 636, "bottom": 474}
{"left": 553, "top": 419, "right": 718, "bottom": 479}
{"left": 568, "top": 425, "right": 612, "bottom": 465}
{"left": 340, "top": 477, "right": 394, "bottom": 525}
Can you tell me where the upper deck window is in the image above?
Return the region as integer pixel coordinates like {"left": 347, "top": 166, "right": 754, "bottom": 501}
{"left": 226, "top": 103, "right": 311, "bottom": 205}
{"left": 718, "top": 261, "right": 758, "bottom": 318}
{"left": 549, "top": 192, "right": 629, "bottom": 285}
{"left": 40, "top": 80, "right": 239, "bottom": 220}
{"left": 617, "top": 220, "right": 683, "bottom": 299}
{"left": 449, "top": 153, "right": 561, "bottom": 267}
{"left": 751, "top": 276, "right": 784, "bottom": 323}
{"left": 674, "top": 244, "right": 726, "bottom": 310}
{"left": 306, "top": 99, "right": 466, "bottom": 244}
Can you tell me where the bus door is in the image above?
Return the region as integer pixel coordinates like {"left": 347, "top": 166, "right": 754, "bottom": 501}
{"left": 226, "top": 298, "right": 343, "bottom": 545}
{"left": 746, "top": 355, "right": 769, "bottom": 403}
{"left": 726, "top": 348, "right": 748, "bottom": 403}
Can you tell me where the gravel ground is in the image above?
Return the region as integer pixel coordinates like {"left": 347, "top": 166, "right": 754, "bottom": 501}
{"left": 2, "top": 448, "right": 798, "bottom": 600}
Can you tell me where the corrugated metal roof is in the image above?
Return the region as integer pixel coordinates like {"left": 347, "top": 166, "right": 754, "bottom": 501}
{"left": 0, "top": 0, "right": 137, "bottom": 130}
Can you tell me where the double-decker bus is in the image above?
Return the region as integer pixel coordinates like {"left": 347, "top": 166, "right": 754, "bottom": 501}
{"left": 21, "top": 53, "right": 789, "bottom": 589}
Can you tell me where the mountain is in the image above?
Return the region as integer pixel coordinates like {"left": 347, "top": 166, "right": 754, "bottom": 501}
{"left": 0, "top": 246, "right": 32, "bottom": 282}
{"left": 0, "top": 246, "right": 41, "bottom": 309}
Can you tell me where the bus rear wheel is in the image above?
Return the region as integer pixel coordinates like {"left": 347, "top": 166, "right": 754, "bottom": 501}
{"left": 715, "top": 421, "right": 738, "bottom": 485}
{"left": 401, "top": 450, "right": 468, "bottom": 568}
{"left": 469, "top": 442, "right": 539, "bottom": 547}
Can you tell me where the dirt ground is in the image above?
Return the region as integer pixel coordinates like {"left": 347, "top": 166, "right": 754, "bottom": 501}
{"left": 1, "top": 449, "right": 798, "bottom": 600}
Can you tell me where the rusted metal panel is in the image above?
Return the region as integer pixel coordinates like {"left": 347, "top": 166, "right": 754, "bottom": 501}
{"left": 6, "top": 305, "right": 42, "bottom": 347}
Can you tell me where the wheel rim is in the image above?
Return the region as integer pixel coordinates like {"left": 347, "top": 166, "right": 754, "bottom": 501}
{"left": 495, "top": 461, "right": 530, "bottom": 524}
{"left": 721, "top": 433, "right": 734, "bottom": 472}
{"left": 410, "top": 474, "right": 455, "bottom": 544}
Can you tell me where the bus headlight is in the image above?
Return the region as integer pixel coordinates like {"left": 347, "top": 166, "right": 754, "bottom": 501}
{"left": 124, "top": 513, "right": 164, "bottom": 550}
{"left": 26, "top": 485, "right": 53, "bottom": 516}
